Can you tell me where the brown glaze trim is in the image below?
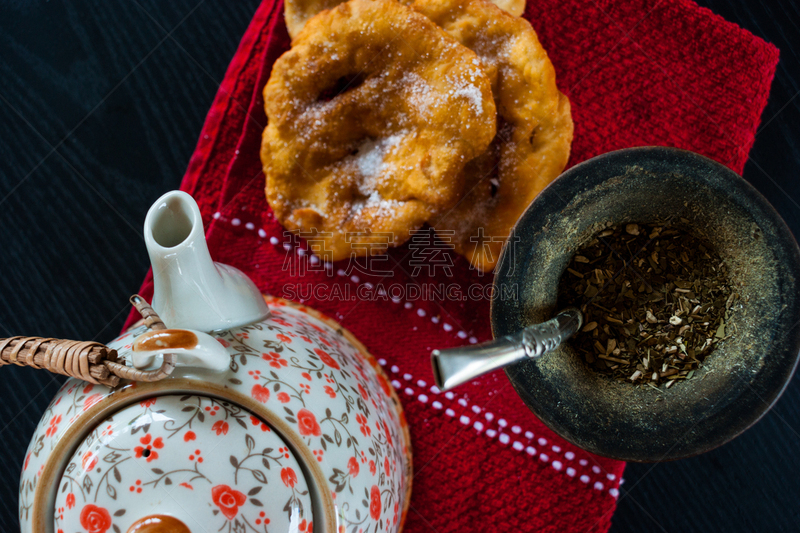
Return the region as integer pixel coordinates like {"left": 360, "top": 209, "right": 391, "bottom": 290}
{"left": 133, "top": 329, "right": 198, "bottom": 352}
{"left": 32, "top": 385, "right": 139, "bottom": 533}
{"left": 126, "top": 514, "right": 191, "bottom": 533}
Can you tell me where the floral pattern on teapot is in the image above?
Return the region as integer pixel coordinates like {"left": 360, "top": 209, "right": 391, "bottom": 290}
{"left": 209, "top": 301, "right": 409, "bottom": 532}
{"left": 20, "top": 298, "right": 411, "bottom": 533}
{"left": 54, "top": 394, "right": 312, "bottom": 533}
{"left": 19, "top": 377, "right": 113, "bottom": 526}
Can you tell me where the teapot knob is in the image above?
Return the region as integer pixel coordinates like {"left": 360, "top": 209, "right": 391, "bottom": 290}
{"left": 126, "top": 515, "right": 191, "bottom": 533}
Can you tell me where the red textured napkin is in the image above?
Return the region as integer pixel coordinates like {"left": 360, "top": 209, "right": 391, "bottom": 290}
{"left": 126, "top": 0, "right": 778, "bottom": 531}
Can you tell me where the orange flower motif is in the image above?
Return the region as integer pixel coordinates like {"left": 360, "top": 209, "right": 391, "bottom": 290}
{"left": 276, "top": 333, "right": 292, "bottom": 343}
{"left": 356, "top": 414, "right": 371, "bottom": 437}
{"left": 83, "top": 394, "right": 104, "bottom": 411}
{"left": 277, "top": 392, "right": 291, "bottom": 403}
{"left": 348, "top": 457, "right": 359, "bottom": 477}
{"left": 261, "top": 352, "right": 288, "bottom": 368}
{"left": 66, "top": 492, "right": 75, "bottom": 509}
{"left": 281, "top": 467, "right": 298, "bottom": 488}
{"left": 297, "top": 409, "right": 321, "bottom": 436}
{"left": 324, "top": 386, "right": 336, "bottom": 398}
{"left": 251, "top": 384, "right": 270, "bottom": 403}
{"left": 139, "top": 398, "right": 157, "bottom": 408}
{"left": 250, "top": 415, "right": 270, "bottom": 432}
{"left": 369, "top": 485, "right": 381, "bottom": 520}
{"left": 314, "top": 348, "right": 340, "bottom": 370}
{"left": 383, "top": 420, "right": 393, "bottom": 447}
{"left": 211, "top": 484, "right": 247, "bottom": 520}
{"left": 384, "top": 457, "right": 391, "bottom": 477}
{"left": 212, "top": 420, "right": 229, "bottom": 435}
{"left": 82, "top": 451, "right": 98, "bottom": 472}
{"left": 129, "top": 479, "right": 143, "bottom": 493}
{"left": 79, "top": 504, "right": 112, "bottom": 533}
{"left": 134, "top": 433, "right": 164, "bottom": 462}
{"left": 45, "top": 415, "right": 62, "bottom": 437}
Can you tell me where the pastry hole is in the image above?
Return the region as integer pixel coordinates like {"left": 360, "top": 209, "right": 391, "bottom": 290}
{"left": 319, "top": 73, "right": 367, "bottom": 102}
{"left": 490, "top": 178, "right": 500, "bottom": 198}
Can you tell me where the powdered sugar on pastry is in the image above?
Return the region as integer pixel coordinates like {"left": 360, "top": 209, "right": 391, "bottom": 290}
{"left": 404, "top": 72, "right": 437, "bottom": 116}
{"left": 448, "top": 68, "right": 487, "bottom": 116}
{"left": 354, "top": 133, "right": 404, "bottom": 181}
{"left": 453, "top": 82, "right": 484, "bottom": 116}
{"left": 350, "top": 133, "right": 406, "bottom": 220}
{"left": 261, "top": 0, "right": 496, "bottom": 261}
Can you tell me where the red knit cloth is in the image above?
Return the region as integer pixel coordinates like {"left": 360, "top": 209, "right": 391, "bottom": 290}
{"left": 126, "top": 1, "right": 778, "bottom": 531}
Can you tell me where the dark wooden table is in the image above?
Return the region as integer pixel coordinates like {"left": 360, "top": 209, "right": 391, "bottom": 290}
{"left": 0, "top": 0, "right": 797, "bottom": 531}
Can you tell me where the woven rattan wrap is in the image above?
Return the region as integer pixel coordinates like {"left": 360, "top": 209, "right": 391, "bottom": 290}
{"left": 130, "top": 294, "right": 166, "bottom": 331}
{"left": 102, "top": 294, "right": 176, "bottom": 383}
{"left": 0, "top": 294, "right": 177, "bottom": 387}
{"left": 0, "top": 337, "right": 120, "bottom": 387}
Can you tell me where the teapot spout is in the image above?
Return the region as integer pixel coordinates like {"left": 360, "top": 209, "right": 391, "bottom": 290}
{"left": 144, "top": 191, "right": 270, "bottom": 332}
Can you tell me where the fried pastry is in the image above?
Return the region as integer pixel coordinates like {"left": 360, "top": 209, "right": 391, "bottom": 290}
{"left": 489, "top": 0, "right": 525, "bottom": 17}
{"left": 284, "top": 0, "right": 344, "bottom": 40}
{"left": 284, "top": 0, "right": 526, "bottom": 39}
{"left": 410, "top": 0, "right": 573, "bottom": 271}
{"left": 262, "top": 0, "right": 497, "bottom": 261}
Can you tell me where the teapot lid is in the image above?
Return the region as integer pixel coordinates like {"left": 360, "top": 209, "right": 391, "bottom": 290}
{"left": 54, "top": 394, "right": 314, "bottom": 533}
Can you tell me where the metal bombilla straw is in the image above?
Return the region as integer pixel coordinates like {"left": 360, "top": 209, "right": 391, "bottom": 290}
{"left": 431, "top": 308, "right": 583, "bottom": 391}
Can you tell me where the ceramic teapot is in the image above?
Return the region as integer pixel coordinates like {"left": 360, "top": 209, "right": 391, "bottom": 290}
{"left": 16, "top": 191, "right": 411, "bottom": 533}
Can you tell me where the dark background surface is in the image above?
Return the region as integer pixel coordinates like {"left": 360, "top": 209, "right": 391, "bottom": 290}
{"left": 0, "top": 0, "right": 798, "bottom": 531}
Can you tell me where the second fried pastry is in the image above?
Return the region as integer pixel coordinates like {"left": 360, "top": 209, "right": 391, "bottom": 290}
{"left": 412, "top": 0, "right": 574, "bottom": 271}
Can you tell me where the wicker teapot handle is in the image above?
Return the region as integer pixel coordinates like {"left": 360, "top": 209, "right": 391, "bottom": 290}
{"left": 0, "top": 295, "right": 175, "bottom": 388}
